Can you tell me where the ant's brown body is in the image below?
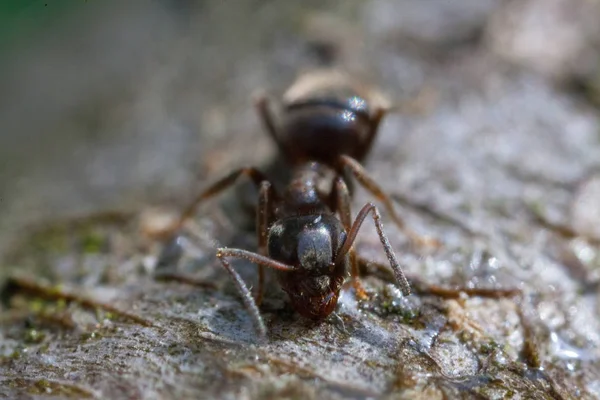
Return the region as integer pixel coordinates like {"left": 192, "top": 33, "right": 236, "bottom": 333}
{"left": 169, "top": 70, "right": 426, "bottom": 339}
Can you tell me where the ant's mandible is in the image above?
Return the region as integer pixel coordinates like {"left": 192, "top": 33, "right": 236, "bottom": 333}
{"left": 165, "top": 70, "right": 434, "bottom": 340}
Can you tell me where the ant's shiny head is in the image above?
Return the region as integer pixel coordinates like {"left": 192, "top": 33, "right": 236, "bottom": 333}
{"left": 268, "top": 213, "right": 348, "bottom": 319}
{"left": 268, "top": 214, "right": 346, "bottom": 274}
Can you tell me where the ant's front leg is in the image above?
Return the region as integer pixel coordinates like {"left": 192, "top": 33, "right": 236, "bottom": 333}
{"left": 331, "top": 176, "right": 368, "bottom": 300}
{"left": 216, "top": 248, "right": 296, "bottom": 341}
{"left": 154, "top": 167, "right": 275, "bottom": 240}
{"left": 337, "top": 155, "right": 441, "bottom": 249}
{"left": 335, "top": 202, "right": 411, "bottom": 297}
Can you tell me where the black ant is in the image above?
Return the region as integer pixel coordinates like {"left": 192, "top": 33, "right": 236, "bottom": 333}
{"left": 162, "top": 70, "right": 434, "bottom": 340}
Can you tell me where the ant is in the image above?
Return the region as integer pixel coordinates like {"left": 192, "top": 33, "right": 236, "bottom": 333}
{"left": 162, "top": 70, "right": 434, "bottom": 340}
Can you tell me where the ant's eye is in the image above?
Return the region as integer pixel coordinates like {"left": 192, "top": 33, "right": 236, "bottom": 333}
{"left": 267, "top": 220, "right": 298, "bottom": 265}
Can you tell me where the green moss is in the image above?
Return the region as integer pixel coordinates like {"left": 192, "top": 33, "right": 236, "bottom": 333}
{"left": 24, "top": 378, "right": 94, "bottom": 398}
{"left": 479, "top": 340, "right": 499, "bottom": 355}
{"left": 24, "top": 292, "right": 67, "bottom": 316}
{"left": 458, "top": 329, "right": 474, "bottom": 344}
{"left": 81, "top": 229, "right": 105, "bottom": 253}
{"left": 80, "top": 331, "right": 102, "bottom": 341}
{"left": 373, "top": 285, "right": 422, "bottom": 324}
{"left": 24, "top": 329, "right": 45, "bottom": 344}
{"left": 32, "top": 378, "right": 51, "bottom": 393}
{"left": 38, "top": 342, "right": 50, "bottom": 354}
{"left": 7, "top": 349, "right": 22, "bottom": 360}
{"left": 28, "top": 298, "right": 45, "bottom": 313}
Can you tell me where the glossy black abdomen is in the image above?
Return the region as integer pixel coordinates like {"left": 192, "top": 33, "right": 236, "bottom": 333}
{"left": 279, "top": 100, "right": 372, "bottom": 165}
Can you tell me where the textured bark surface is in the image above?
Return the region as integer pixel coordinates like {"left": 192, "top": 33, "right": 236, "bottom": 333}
{"left": 1, "top": 1, "right": 600, "bottom": 399}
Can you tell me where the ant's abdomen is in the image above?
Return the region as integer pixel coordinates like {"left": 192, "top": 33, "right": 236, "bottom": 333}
{"left": 280, "top": 105, "right": 371, "bottom": 165}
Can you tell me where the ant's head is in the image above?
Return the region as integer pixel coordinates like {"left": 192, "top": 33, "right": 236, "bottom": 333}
{"left": 268, "top": 214, "right": 346, "bottom": 274}
{"left": 268, "top": 213, "right": 348, "bottom": 319}
{"left": 268, "top": 214, "right": 349, "bottom": 320}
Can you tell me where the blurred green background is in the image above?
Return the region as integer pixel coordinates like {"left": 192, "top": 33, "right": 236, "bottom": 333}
{"left": 0, "top": 0, "right": 77, "bottom": 49}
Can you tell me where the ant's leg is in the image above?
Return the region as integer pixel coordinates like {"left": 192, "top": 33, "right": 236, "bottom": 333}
{"left": 254, "top": 93, "right": 292, "bottom": 159}
{"left": 359, "top": 86, "right": 438, "bottom": 160}
{"left": 332, "top": 176, "right": 352, "bottom": 229}
{"left": 335, "top": 202, "right": 411, "bottom": 296}
{"left": 356, "top": 87, "right": 438, "bottom": 161}
{"left": 253, "top": 93, "right": 279, "bottom": 143}
{"left": 357, "top": 106, "right": 388, "bottom": 161}
{"left": 332, "top": 176, "right": 367, "bottom": 299}
{"left": 337, "top": 155, "right": 440, "bottom": 248}
{"left": 255, "top": 181, "right": 275, "bottom": 306}
{"left": 158, "top": 167, "right": 274, "bottom": 239}
{"left": 216, "top": 248, "right": 295, "bottom": 340}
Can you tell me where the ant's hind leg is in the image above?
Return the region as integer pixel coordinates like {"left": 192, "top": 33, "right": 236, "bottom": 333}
{"left": 155, "top": 167, "right": 274, "bottom": 240}
{"left": 332, "top": 176, "right": 368, "bottom": 300}
{"left": 254, "top": 92, "right": 291, "bottom": 158}
{"left": 255, "top": 181, "right": 275, "bottom": 306}
{"left": 337, "top": 155, "right": 440, "bottom": 248}
{"left": 357, "top": 105, "right": 388, "bottom": 161}
{"left": 253, "top": 92, "right": 278, "bottom": 142}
